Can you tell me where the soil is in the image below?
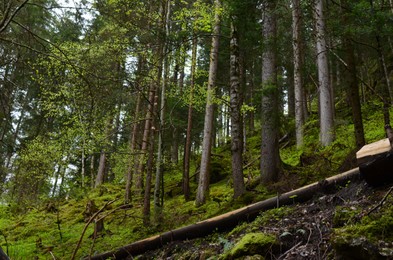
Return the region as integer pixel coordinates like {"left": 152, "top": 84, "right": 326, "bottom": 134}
{"left": 135, "top": 180, "right": 393, "bottom": 260}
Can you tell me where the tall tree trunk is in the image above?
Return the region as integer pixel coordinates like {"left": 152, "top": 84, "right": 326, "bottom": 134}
{"left": 125, "top": 88, "right": 142, "bottom": 204}
{"left": 315, "top": 0, "right": 334, "bottom": 146}
{"left": 340, "top": 1, "right": 365, "bottom": 149}
{"left": 344, "top": 38, "right": 365, "bottom": 149}
{"left": 292, "top": 0, "right": 305, "bottom": 148}
{"left": 195, "top": 0, "right": 221, "bottom": 207}
{"left": 135, "top": 85, "right": 156, "bottom": 194}
{"left": 143, "top": 94, "right": 158, "bottom": 225}
{"left": 260, "top": 1, "right": 281, "bottom": 183}
{"left": 183, "top": 35, "right": 197, "bottom": 201}
{"left": 230, "top": 17, "right": 245, "bottom": 198}
{"left": 154, "top": 0, "right": 170, "bottom": 219}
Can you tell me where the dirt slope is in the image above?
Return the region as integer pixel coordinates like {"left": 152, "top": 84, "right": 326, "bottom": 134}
{"left": 136, "top": 180, "right": 393, "bottom": 260}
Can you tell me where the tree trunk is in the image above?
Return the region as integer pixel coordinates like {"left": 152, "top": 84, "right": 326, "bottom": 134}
{"left": 344, "top": 39, "right": 365, "bottom": 149}
{"left": 183, "top": 35, "right": 198, "bottom": 201}
{"left": 371, "top": 11, "right": 391, "bottom": 125}
{"left": 125, "top": 88, "right": 142, "bottom": 204}
{"left": 135, "top": 86, "right": 156, "bottom": 194}
{"left": 315, "top": 0, "right": 334, "bottom": 146}
{"left": 340, "top": 0, "right": 365, "bottom": 149}
{"left": 154, "top": 0, "right": 170, "bottom": 219}
{"left": 260, "top": 1, "right": 281, "bottom": 183}
{"left": 143, "top": 94, "right": 158, "bottom": 225}
{"left": 230, "top": 17, "right": 245, "bottom": 198}
{"left": 292, "top": 0, "right": 305, "bottom": 148}
{"left": 195, "top": 0, "right": 221, "bottom": 207}
{"left": 95, "top": 150, "right": 107, "bottom": 188}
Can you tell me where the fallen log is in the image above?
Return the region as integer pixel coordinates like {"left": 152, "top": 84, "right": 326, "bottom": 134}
{"left": 88, "top": 167, "right": 361, "bottom": 260}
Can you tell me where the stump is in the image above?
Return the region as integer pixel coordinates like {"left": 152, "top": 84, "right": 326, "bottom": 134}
{"left": 356, "top": 138, "right": 393, "bottom": 186}
{"left": 84, "top": 200, "right": 105, "bottom": 239}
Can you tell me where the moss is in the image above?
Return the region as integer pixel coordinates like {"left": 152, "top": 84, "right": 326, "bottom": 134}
{"left": 224, "top": 233, "right": 276, "bottom": 259}
{"left": 332, "top": 206, "right": 361, "bottom": 228}
{"left": 332, "top": 204, "right": 393, "bottom": 259}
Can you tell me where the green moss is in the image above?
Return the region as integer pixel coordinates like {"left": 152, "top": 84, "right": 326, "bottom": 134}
{"left": 225, "top": 233, "right": 276, "bottom": 259}
{"left": 332, "top": 206, "right": 361, "bottom": 228}
{"left": 332, "top": 204, "right": 393, "bottom": 259}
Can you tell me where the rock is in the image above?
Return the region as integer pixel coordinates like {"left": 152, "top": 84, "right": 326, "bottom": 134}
{"left": 225, "top": 233, "right": 277, "bottom": 259}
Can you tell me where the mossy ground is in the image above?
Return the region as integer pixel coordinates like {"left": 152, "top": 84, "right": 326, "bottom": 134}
{"left": 0, "top": 104, "right": 391, "bottom": 259}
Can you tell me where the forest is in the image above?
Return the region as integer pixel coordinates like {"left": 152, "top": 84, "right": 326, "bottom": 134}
{"left": 1, "top": 0, "right": 393, "bottom": 259}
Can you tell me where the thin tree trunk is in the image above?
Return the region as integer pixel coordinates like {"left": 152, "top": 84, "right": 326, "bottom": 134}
{"left": 344, "top": 38, "right": 365, "bottom": 149}
{"left": 183, "top": 35, "right": 198, "bottom": 201}
{"left": 315, "top": 0, "right": 334, "bottom": 146}
{"left": 95, "top": 150, "right": 107, "bottom": 188}
{"left": 90, "top": 154, "right": 95, "bottom": 188}
{"left": 230, "top": 17, "right": 245, "bottom": 198}
{"left": 143, "top": 95, "right": 158, "bottom": 225}
{"left": 52, "top": 165, "right": 61, "bottom": 197}
{"left": 135, "top": 86, "right": 156, "bottom": 194}
{"left": 260, "top": 1, "right": 281, "bottom": 183}
{"left": 125, "top": 90, "right": 142, "bottom": 204}
{"left": 195, "top": 0, "right": 221, "bottom": 207}
{"left": 154, "top": 0, "right": 170, "bottom": 219}
{"left": 340, "top": 1, "right": 365, "bottom": 149}
{"left": 292, "top": 0, "right": 305, "bottom": 148}
{"left": 95, "top": 115, "right": 115, "bottom": 188}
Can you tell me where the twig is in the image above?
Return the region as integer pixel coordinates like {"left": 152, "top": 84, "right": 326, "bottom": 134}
{"left": 367, "top": 185, "right": 393, "bottom": 215}
{"left": 278, "top": 241, "right": 302, "bottom": 260}
{"left": 71, "top": 200, "right": 116, "bottom": 260}
{"left": 49, "top": 250, "right": 56, "bottom": 260}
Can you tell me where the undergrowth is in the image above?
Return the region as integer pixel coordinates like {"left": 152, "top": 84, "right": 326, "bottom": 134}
{"left": 0, "top": 103, "right": 390, "bottom": 259}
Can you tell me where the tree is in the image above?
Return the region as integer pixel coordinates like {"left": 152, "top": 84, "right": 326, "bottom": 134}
{"left": 292, "top": 0, "right": 305, "bottom": 148}
{"left": 340, "top": 0, "right": 365, "bottom": 149}
{"left": 154, "top": 0, "right": 171, "bottom": 219}
{"left": 314, "top": 0, "right": 334, "bottom": 146}
{"left": 229, "top": 14, "right": 245, "bottom": 198}
{"left": 196, "top": 0, "right": 222, "bottom": 207}
{"left": 260, "top": 1, "right": 281, "bottom": 183}
{"left": 183, "top": 34, "right": 198, "bottom": 201}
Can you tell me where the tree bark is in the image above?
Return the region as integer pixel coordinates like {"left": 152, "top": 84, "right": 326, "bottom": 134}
{"left": 260, "top": 1, "right": 281, "bottom": 183}
{"left": 230, "top": 17, "right": 245, "bottom": 198}
{"left": 339, "top": 0, "right": 365, "bottom": 150}
{"left": 95, "top": 151, "right": 107, "bottom": 188}
{"left": 195, "top": 0, "right": 221, "bottom": 207}
{"left": 125, "top": 85, "right": 142, "bottom": 204}
{"left": 183, "top": 35, "right": 198, "bottom": 201}
{"left": 315, "top": 0, "right": 334, "bottom": 146}
{"left": 154, "top": 0, "right": 170, "bottom": 219}
{"left": 292, "top": 0, "right": 305, "bottom": 148}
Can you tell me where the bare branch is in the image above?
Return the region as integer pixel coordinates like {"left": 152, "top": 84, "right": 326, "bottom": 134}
{"left": 0, "top": 0, "right": 29, "bottom": 34}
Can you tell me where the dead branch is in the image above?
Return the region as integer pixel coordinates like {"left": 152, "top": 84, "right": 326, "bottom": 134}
{"left": 367, "top": 185, "right": 393, "bottom": 215}
{"left": 278, "top": 241, "right": 302, "bottom": 260}
{"left": 71, "top": 199, "right": 116, "bottom": 260}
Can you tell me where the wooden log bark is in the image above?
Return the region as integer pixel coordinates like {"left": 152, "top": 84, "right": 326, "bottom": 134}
{"left": 88, "top": 168, "right": 361, "bottom": 259}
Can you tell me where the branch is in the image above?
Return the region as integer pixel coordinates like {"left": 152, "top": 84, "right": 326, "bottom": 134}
{"left": 71, "top": 200, "right": 116, "bottom": 260}
{"left": 0, "top": 0, "right": 29, "bottom": 34}
{"left": 367, "top": 185, "right": 393, "bottom": 215}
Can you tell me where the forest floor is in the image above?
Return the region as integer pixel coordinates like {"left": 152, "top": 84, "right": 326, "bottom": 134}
{"left": 135, "top": 179, "right": 393, "bottom": 260}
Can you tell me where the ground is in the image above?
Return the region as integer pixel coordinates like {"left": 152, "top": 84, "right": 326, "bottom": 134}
{"left": 133, "top": 180, "right": 393, "bottom": 260}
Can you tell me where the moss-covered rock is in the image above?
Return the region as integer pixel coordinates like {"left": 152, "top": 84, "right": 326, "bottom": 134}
{"left": 224, "top": 232, "right": 277, "bottom": 259}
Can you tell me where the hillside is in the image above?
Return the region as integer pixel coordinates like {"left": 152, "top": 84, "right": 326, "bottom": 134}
{"left": 0, "top": 106, "right": 392, "bottom": 259}
{"left": 135, "top": 180, "right": 393, "bottom": 260}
